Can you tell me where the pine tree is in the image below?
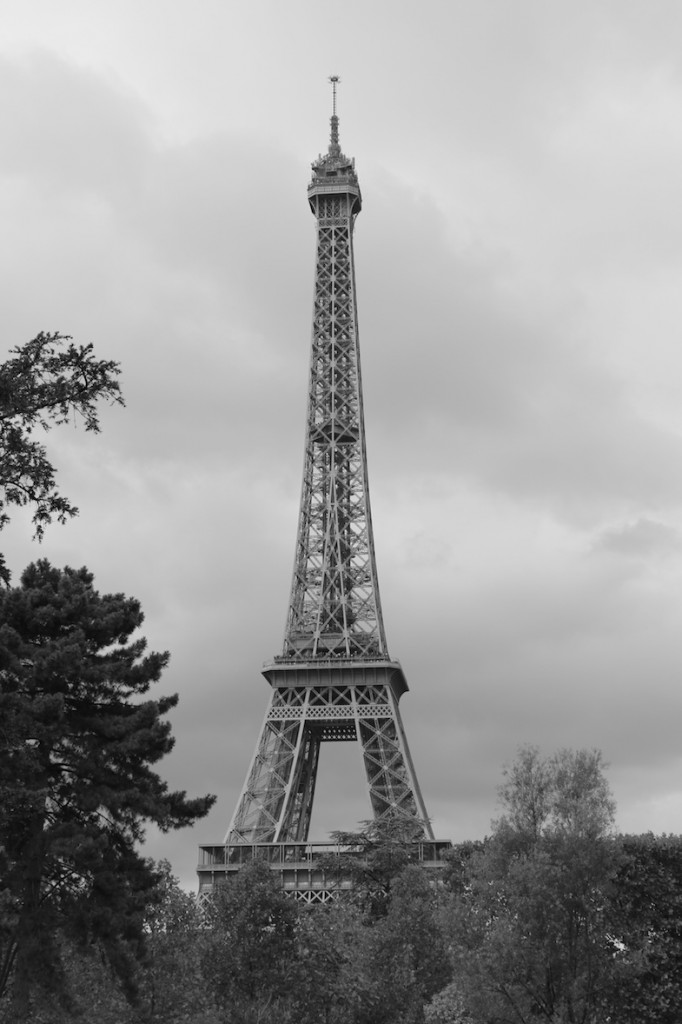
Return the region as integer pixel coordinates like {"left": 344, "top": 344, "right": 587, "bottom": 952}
{"left": 0, "top": 560, "right": 215, "bottom": 1019}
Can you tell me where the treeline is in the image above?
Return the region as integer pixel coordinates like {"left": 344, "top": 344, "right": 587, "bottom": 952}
{"left": 10, "top": 749, "right": 682, "bottom": 1024}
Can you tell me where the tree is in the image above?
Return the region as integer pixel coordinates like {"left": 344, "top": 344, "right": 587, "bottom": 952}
{"left": 495, "top": 743, "right": 616, "bottom": 845}
{"left": 288, "top": 900, "right": 372, "bottom": 1024}
{"left": 324, "top": 817, "right": 430, "bottom": 917}
{"left": 446, "top": 746, "right": 619, "bottom": 1023}
{"left": 16, "top": 936, "right": 135, "bottom": 1024}
{"left": 202, "top": 859, "right": 301, "bottom": 1021}
{"left": 137, "top": 861, "right": 219, "bottom": 1024}
{"left": 199, "top": 854, "right": 450, "bottom": 1024}
{"left": 0, "top": 560, "right": 215, "bottom": 1019}
{"left": 609, "top": 833, "right": 682, "bottom": 1022}
{"left": 364, "top": 866, "right": 452, "bottom": 1024}
{"left": 0, "top": 332, "right": 124, "bottom": 583}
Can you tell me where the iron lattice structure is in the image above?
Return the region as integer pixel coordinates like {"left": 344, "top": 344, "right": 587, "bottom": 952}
{"left": 224, "top": 85, "right": 434, "bottom": 853}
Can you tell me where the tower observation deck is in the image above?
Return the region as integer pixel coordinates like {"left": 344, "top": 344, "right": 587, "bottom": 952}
{"left": 198, "top": 80, "right": 448, "bottom": 900}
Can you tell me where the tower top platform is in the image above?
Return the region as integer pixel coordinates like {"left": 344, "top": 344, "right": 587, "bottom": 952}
{"left": 308, "top": 75, "right": 361, "bottom": 213}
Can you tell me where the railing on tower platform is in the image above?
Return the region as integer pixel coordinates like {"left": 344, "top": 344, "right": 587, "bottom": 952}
{"left": 198, "top": 840, "right": 453, "bottom": 904}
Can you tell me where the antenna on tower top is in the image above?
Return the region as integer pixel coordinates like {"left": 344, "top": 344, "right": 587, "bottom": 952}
{"left": 328, "top": 75, "right": 341, "bottom": 156}
{"left": 329, "top": 75, "right": 340, "bottom": 116}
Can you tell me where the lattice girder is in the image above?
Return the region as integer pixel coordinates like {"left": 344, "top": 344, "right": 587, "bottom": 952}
{"left": 226, "top": 664, "right": 434, "bottom": 844}
{"left": 282, "top": 187, "right": 387, "bottom": 662}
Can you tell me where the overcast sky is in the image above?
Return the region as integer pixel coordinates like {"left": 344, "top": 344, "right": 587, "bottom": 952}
{"left": 3, "top": 0, "right": 682, "bottom": 888}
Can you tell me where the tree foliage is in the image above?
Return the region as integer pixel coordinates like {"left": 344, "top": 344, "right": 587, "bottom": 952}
{"left": 4, "top": 731, "right": 680, "bottom": 1024}
{"left": 444, "top": 746, "right": 620, "bottom": 1023}
{"left": 324, "top": 817, "right": 430, "bottom": 917}
{"left": 609, "top": 833, "right": 682, "bottom": 1022}
{"left": 199, "top": 854, "right": 452, "bottom": 1024}
{"left": 0, "top": 332, "right": 124, "bottom": 582}
{"left": 495, "top": 743, "right": 616, "bottom": 844}
{"left": 137, "top": 861, "right": 217, "bottom": 1024}
{"left": 363, "top": 866, "right": 451, "bottom": 1024}
{"left": 289, "top": 899, "right": 370, "bottom": 1024}
{"left": 0, "top": 560, "right": 215, "bottom": 1019}
{"left": 202, "top": 859, "right": 300, "bottom": 1015}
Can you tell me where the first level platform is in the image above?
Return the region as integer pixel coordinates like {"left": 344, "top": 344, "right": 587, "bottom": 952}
{"left": 198, "top": 839, "right": 453, "bottom": 904}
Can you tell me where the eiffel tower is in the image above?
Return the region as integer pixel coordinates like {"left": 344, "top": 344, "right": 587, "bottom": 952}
{"left": 199, "top": 80, "right": 442, "bottom": 898}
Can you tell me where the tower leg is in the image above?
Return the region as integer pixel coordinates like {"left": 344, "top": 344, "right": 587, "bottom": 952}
{"left": 358, "top": 693, "right": 433, "bottom": 837}
{"left": 226, "top": 712, "right": 303, "bottom": 843}
{"left": 227, "top": 668, "right": 434, "bottom": 844}
{"left": 279, "top": 728, "right": 320, "bottom": 841}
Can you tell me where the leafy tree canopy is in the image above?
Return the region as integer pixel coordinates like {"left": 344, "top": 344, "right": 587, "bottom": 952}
{"left": 0, "top": 560, "right": 215, "bottom": 1019}
{"left": 609, "top": 832, "right": 682, "bottom": 1023}
{"left": 494, "top": 743, "right": 616, "bottom": 845}
{"left": 324, "top": 817, "right": 431, "bottom": 916}
{"left": 446, "top": 746, "right": 620, "bottom": 1024}
{"left": 203, "top": 859, "right": 300, "bottom": 1011}
{"left": 0, "top": 332, "right": 124, "bottom": 582}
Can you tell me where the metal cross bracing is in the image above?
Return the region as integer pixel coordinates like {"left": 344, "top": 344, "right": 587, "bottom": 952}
{"left": 284, "top": 196, "right": 386, "bottom": 662}
{"left": 220, "top": 80, "right": 435, "bottom": 874}
{"left": 227, "top": 664, "right": 432, "bottom": 844}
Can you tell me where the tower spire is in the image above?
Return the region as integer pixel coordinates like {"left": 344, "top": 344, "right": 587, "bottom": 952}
{"left": 329, "top": 74, "right": 341, "bottom": 156}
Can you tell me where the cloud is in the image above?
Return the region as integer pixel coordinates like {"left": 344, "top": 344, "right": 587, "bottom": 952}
{"left": 356, "top": 174, "right": 682, "bottom": 526}
{"left": 594, "top": 517, "right": 682, "bottom": 558}
{"left": 0, "top": 51, "right": 151, "bottom": 199}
